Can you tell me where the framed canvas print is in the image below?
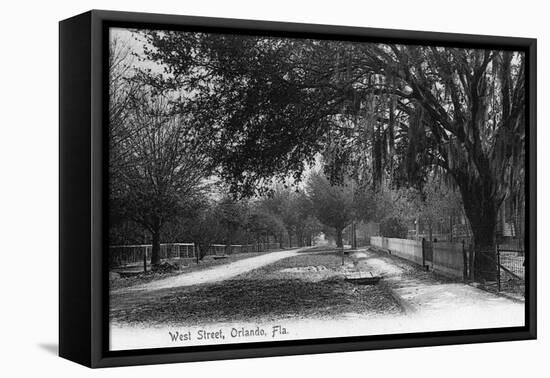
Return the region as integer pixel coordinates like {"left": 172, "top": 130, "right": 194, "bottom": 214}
{"left": 59, "top": 10, "right": 536, "bottom": 368}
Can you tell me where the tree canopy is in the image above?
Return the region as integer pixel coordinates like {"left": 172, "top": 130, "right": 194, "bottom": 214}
{"left": 112, "top": 29, "right": 526, "bottom": 278}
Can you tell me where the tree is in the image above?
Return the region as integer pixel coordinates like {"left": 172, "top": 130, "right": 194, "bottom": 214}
{"left": 293, "top": 192, "right": 318, "bottom": 247}
{"left": 108, "top": 36, "right": 140, "bottom": 183}
{"left": 112, "top": 90, "right": 210, "bottom": 268}
{"left": 306, "top": 172, "right": 355, "bottom": 248}
{"left": 258, "top": 186, "right": 302, "bottom": 247}
{"left": 417, "top": 176, "right": 465, "bottom": 241}
{"left": 331, "top": 47, "right": 524, "bottom": 279}
{"left": 379, "top": 217, "right": 408, "bottom": 239}
{"left": 248, "top": 203, "right": 287, "bottom": 247}
{"left": 300, "top": 216, "right": 322, "bottom": 247}
{"left": 364, "top": 47, "right": 525, "bottom": 280}
{"left": 138, "top": 31, "right": 347, "bottom": 196}
{"left": 254, "top": 187, "right": 320, "bottom": 248}
{"left": 139, "top": 32, "right": 525, "bottom": 279}
{"left": 217, "top": 197, "right": 250, "bottom": 253}
{"left": 108, "top": 37, "right": 143, "bottom": 241}
{"left": 185, "top": 201, "right": 223, "bottom": 262}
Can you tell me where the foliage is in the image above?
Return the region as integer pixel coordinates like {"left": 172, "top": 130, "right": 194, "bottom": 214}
{"left": 247, "top": 206, "right": 287, "bottom": 243}
{"left": 217, "top": 197, "right": 251, "bottom": 246}
{"left": 306, "top": 171, "right": 355, "bottom": 247}
{"left": 379, "top": 217, "right": 408, "bottom": 239}
{"left": 114, "top": 31, "right": 526, "bottom": 279}
{"left": 108, "top": 36, "right": 140, "bottom": 183}
{"left": 184, "top": 200, "right": 224, "bottom": 260}
{"left": 255, "top": 185, "right": 318, "bottom": 247}
{"left": 138, "top": 31, "right": 525, "bottom": 255}
{"left": 108, "top": 38, "right": 212, "bottom": 266}
{"left": 137, "top": 32, "right": 349, "bottom": 196}
{"left": 418, "top": 176, "right": 464, "bottom": 226}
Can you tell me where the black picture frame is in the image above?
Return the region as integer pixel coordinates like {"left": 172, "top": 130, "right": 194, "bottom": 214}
{"left": 59, "top": 9, "right": 537, "bottom": 368}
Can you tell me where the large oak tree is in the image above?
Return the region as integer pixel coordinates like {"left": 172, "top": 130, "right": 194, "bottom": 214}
{"left": 139, "top": 31, "right": 525, "bottom": 279}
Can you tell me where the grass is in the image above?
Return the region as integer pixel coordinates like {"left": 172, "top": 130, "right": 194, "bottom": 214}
{"left": 110, "top": 250, "right": 402, "bottom": 326}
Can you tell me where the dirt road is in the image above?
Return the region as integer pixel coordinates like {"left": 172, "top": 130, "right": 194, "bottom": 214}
{"left": 352, "top": 249, "right": 524, "bottom": 322}
{"left": 112, "top": 248, "right": 308, "bottom": 294}
{"left": 109, "top": 247, "right": 525, "bottom": 351}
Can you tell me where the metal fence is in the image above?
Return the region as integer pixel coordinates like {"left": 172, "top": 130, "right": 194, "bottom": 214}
{"left": 109, "top": 242, "right": 282, "bottom": 269}
{"left": 205, "top": 244, "right": 256, "bottom": 256}
{"left": 498, "top": 247, "right": 525, "bottom": 289}
{"left": 109, "top": 243, "right": 195, "bottom": 268}
{"left": 472, "top": 246, "right": 525, "bottom": 296}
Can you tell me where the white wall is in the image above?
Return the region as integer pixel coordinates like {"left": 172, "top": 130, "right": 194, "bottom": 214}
{"left": 1, "top": 1, "right": 546, "bottom": 377}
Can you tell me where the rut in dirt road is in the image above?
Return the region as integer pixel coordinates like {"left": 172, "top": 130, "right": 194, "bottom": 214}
{"left": 112, "top": 248, "right": 310, "bottom": 294}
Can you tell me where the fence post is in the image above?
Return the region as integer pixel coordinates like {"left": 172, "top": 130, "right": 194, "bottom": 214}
{"left": 143, "top": 248, "right": 147, "bottom": 273}
{"left": 469, "top": 244, "right": 475, "bottom": 281}
{"left": 421, "top": 238, "right": 426, "bottom": 268}
{"left": 462, "top": 240, "right": 467, "bottom": 281}
{"left": 496, "top": 244, "right": 501, "bottom": 292}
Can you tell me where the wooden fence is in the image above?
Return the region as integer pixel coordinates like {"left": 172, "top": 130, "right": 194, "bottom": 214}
{"left": 371, "top": 236, "right": 466, "bottom": 279}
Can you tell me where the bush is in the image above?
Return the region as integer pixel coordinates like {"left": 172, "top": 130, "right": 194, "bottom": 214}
{"left": 379, "top": 217, "right": 408, "bottom": 238}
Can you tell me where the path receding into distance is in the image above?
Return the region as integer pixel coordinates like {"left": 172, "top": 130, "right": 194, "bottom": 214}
{"left": 110, "top": 247, "right": 524, "bottom": 351}
{"left": 112, "top": 248, "right": 308, "bottom": 294}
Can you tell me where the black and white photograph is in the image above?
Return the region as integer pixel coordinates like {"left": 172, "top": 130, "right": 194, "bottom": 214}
{"left": 107, "top": 25, "right": 529, "bottom": 352}
{"left": 2, "top": 0, "right": 549, "bottom": 375}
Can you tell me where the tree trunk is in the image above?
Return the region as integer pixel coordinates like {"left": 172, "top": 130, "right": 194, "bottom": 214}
{"left": 449, "top": 215, "right": 453, "bottom": 243}
{"left": 151, "top": 228, "right": 161, "bottom": 268}
{"left": 199, "top": 243, "right": 209, "bottom": 261}
{"left": 195, "top": 243, "right": 209, "bottom": 263}
{"left": 225, "top": 234, "right": 233, "bottom": 255}
{"left": 336, "top": 228, "right": 343, "bottom": 248}
{"left": 296, "top": 229, "right": 304, "bottom": 247}
{"left": 351, "top": 221, "right": 357, "bottom": 249}
{"left": 470, "top": 214, "right": 498, "bottom": 281}
{"left": 462, "top": 240, "right": 468, "bottom": 281}
{"left": 287, "top": 230, "right": 293, "bottom": 248}
{"left": 458, "top": 176, "right": 500, "bottom": 282}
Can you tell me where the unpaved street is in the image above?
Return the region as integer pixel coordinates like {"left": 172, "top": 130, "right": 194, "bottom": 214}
{"left": 354, "top": 250, "right": 524, "bottom": 316}
{"left": 110, "top": 248, "right": 524, "bottom": 351}
{"left": 112, "top": 248, "right": 308, "bottom": 294}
